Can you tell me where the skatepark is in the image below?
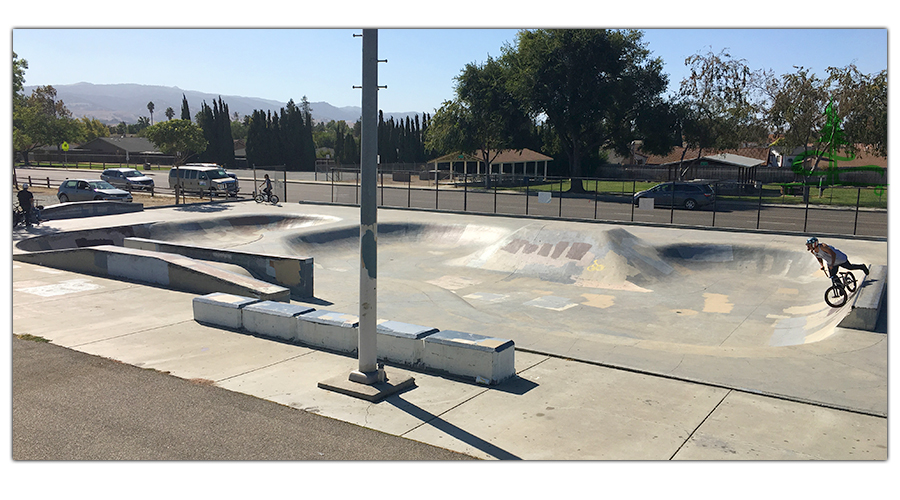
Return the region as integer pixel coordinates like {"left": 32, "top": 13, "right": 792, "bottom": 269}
{"left": 11, "top": 198, "right": 888, "bottom": 460}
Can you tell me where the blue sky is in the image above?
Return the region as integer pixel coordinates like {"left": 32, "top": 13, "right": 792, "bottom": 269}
{"left": 12, "top": 27, "right": 887, "bottom": 116}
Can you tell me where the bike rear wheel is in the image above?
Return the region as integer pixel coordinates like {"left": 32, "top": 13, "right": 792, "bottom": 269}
{"left": 269, "top": 194, "right": 279, "bottom": 204}
{"left": 824, "top": 285, "right": 848, "bottom": 308}
{"left": 843, "top": 273, "right": 858, "bottom": 293}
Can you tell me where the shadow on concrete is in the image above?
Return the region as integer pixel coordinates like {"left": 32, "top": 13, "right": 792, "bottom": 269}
{"left": 173, "top": 202, "right": 235, "bottom": 213}
{"left": 386, "top": 395, "right": 522, "bottom": 460}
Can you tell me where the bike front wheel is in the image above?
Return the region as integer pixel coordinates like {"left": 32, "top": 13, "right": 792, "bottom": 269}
{"left": 255, "top": 193, "right": 265, "bottom": 203}
{"left": 824, "top": 285, "right": 848, "bottom": 308}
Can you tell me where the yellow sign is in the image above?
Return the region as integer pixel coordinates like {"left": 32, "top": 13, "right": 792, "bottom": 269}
{"left": 61, "top": 142, "right": 69, "bottom": 152}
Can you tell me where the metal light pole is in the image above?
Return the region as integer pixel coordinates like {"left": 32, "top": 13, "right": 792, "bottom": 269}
{"left": 349, "top": 28, "right": 382, "bottom": 385}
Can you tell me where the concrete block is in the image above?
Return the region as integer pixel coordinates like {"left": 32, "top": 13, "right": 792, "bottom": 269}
{"left": 423, "top": 330, "right": 515, "bottom": 384}
{"left": 839, "top": 264, "right": 887, "bottom": 331}
{"left": 192, "top": 292, "right": 260, "bottom": 330}
{"left": 242, "top": 301, "right": 315, "bottom": 342}
{"left": 376, "top": 320, "right": 439, "bottom": 366}
{"left": 297, "top": 310, "right": 359, "bottom": 354}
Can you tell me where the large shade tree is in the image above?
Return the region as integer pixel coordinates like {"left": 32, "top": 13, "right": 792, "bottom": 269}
{"left": 425, "top": 55, "right": 532, "bottom": 170}
{"left": 504, "top": 29, "right": 671, "bottom": 192}
{"left": 674, "top": 48, "right": 771, "bottom": 178}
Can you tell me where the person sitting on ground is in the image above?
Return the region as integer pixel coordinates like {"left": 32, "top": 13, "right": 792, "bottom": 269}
{"left": 806, "top": 237, "right": 869, "bottom": 283}
{"left": 16, "top": 183, "right": 35, "bottom": 226}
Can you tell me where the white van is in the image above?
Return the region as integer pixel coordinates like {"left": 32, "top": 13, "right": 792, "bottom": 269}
{"left": 168, "top": 163, "right": 238, "bottom": 196}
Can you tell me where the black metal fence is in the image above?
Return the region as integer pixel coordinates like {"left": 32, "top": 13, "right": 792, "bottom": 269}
{"left": 308, "top": 170, "right": 887, "bottom": 238}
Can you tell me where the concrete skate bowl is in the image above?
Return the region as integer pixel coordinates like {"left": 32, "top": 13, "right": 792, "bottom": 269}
{"left": 283, "top": 222, "right": 852, "bottom": 351}
{"left": 15, "top": 214, "right": 339, "bottom": 253}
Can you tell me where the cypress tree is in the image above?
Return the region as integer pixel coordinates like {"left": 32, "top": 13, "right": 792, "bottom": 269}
{"left": 181, "top": 94, "right": 191, "bottom": 121}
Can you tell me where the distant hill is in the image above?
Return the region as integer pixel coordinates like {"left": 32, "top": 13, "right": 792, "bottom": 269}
{"left": 22, "top": 82, "right": 421, "bottom": 125}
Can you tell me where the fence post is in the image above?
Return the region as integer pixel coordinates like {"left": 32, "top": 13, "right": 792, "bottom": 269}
{"left": 803, "top": 186, "right": 810, "bottom": 232}
{"left": 435, "top": 170, "right": 439, "bottom": 210}
{"left": 593, "top": 180, "right": 598, "bottom": 219}
{"left": 46, "top": 177, "right": 50, "bottom": 188}
{"left": 853, "top": 188, "right": 861, "bottom": 235}
{"left": 558, "top": 179, "right": 563, "bottom": 218}
{"left": 525, "top": 175, "right": 530, "bottom": 216}
{"left": 464, "top": 173, "right": 468, "bottom": 212}
{"left": 493, "top": 176, "right": 498, "bottom": 214}
{"left": 407, "top": 174, "right": 411, "bottom": 208}
{"left": 711, "top": 181, "right": 718, "bottom": 227}
{"left": 283, "top": 166, "right": 287, "bottom": 203}
{"left": 756, "top": 184, "right": 763, "bottom": 230}
{"left": 631, "top": 180, "right": 636, "bottom": 222}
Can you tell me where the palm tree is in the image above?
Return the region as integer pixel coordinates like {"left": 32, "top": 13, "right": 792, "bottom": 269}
{"left": 147, "top": 101, "right": 155, "bottom": 124}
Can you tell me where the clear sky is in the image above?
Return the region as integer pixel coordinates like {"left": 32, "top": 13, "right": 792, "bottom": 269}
{"left": 11, "top": 26, "right": 888, "bottom": 115}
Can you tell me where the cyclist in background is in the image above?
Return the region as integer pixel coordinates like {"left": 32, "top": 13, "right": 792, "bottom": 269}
{"left": 260, "top": 174, "right": 273, "bottom": 201}
{"left": 806, "top": 237, "right": 869, "bottom": 283}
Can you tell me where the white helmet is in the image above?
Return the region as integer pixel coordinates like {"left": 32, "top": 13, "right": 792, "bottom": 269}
{"left": 22, "top": 183, "right": 29, "bottom": 189}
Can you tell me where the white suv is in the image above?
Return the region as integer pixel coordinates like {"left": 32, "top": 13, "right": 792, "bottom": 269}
{"left": 100, "top": 168, "right": 155, "bottom": 191}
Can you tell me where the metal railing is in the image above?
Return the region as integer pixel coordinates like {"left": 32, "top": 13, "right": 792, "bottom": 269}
{"left": 314, "top": 171, "right": 887, "bottom": 238}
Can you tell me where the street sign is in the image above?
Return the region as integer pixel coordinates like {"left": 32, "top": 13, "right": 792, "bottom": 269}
{"left": 61, "top": 142, "right": 69, "bottom": 152}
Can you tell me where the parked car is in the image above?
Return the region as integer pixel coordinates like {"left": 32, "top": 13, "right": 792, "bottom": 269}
{"left": 100, "top": 168, "right": 155, "bottom": 191}
{"left": 57, "top": 179, "right": 134, "bottom": 203}
{"left": 167, "top": 164, "right": 239, "bottom": 196}
{"left": 633, "top": 182, "right": 715, "bottom": 210}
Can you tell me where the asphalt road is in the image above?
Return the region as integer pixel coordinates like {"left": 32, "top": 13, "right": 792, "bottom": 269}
{"left": 12, "top": 335, "right": 475, "bottom": 461}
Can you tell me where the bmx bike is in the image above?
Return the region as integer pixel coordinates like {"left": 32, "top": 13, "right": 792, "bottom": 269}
{"left": 254, "top": 191, "right": 279, "bottom": 205}
{"left": 823, "top": 270, "right": 858, "bottom": 308}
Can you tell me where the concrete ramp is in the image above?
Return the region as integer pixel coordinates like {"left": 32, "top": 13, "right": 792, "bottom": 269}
{"left": 12, "top": 245, "right": 290, "bottom": 302}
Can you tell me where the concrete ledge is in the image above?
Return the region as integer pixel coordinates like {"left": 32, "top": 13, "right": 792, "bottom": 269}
{"left": 189, "top": 294, "right": 516, "bottom": 384}
{"left": 423, "top": 330, "right": 516, "bottom": 384}
{"left": 124, "top": 237, "right": 314, "bottom": 299}
{"left": 376, "top": 320, "right": 439, "bottom": 367}
{"left": 40, "top": 200, "right": 144, "bottom": 220}
{"left": 297, "top": 310, "right": 360, "bottom": 354}
{"left": 193, "top": 293, "right": 261, "bottom": 329}
{"left": 13, "top": 245, "right": 291, "bottom": 302}
{"left": 839, "top": 265, "right": 887, "bottom": 331}
{"left": 242, "top": 301, "right": 316, "bottom": 342}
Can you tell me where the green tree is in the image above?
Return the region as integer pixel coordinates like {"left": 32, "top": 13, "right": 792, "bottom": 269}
{"left": 505, "top": 29, "right": 670, "bottom": 192}
{"left": 165, "top": 106, "right": 175, "bottom": 121}
{"left": 147, "top": 101, "right": 155, "bottom": 124}
{"left": 675, "top": 47, "right": 771, "bottom": 178}
{"left": 825, "top": 65, "right": 887, "bottom": 157}
{"left": 144, "top": 119, "right": 207, "bottom": 166}
{"left": 196, "top": 97, "right": 235, "bottom": 167}
{"left": 78, "top": 116, "right": 111, "bottom": 142}
{"left": 13, "top": 85, "right": 81, "bottom": 164}
{"left": 181, "top": 94, "right": 191, "bottom": 121}
{"left": 426, "top": 56, "right": 531, "bottom": 169}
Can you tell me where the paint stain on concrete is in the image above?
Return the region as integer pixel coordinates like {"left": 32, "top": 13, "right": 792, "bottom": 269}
{"left": 16, "top": 278, "right": 101, "bottom": 297}
{"left": 581, "top": 293, "right": 616, "bottom": 309}
{"left": 524, "top": 295, "right": 578, "bottom": 311}
{"left": 702, "top": 293, "right": 734, "bottom": 313}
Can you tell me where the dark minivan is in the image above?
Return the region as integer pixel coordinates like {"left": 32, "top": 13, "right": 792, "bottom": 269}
{"left": 633, "top": 182, "right": 715, "bottom": 210}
